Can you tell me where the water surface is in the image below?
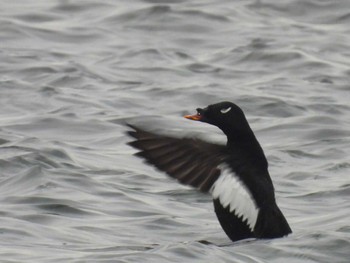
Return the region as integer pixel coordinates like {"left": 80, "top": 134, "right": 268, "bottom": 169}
{"left": 0, "top": 0, "right": 349, "bottom": 262}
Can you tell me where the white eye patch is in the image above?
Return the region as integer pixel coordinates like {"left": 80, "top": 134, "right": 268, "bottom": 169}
{"left": 220, "top": 107, "right": 231, "bottom": 114}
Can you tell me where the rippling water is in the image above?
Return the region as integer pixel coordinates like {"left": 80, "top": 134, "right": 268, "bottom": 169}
{"left": 0, "top": 0, "right": 349, "bottom": 262}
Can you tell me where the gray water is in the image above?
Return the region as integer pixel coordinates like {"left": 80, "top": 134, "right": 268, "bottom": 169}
{"left": 0, "top": 0, "right": 349, "bottom": 262}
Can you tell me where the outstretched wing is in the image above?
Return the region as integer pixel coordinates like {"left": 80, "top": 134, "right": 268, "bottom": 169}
{"left": 127, "top": 125, "right": 228, "bottom": 192}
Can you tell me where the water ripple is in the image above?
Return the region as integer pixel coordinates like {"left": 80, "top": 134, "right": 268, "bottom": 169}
{"left": 0, "top": 0, "right": 349, "bottom": 262}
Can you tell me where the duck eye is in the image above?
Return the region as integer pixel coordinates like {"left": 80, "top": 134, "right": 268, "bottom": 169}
{"left": 220, "top": 107, "right": 231, "bottom": 114}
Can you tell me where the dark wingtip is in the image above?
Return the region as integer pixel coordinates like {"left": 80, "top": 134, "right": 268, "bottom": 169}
{"left": 126, "top": 123, "right": 137, "bottom": 130}
{"left": 128, "top": 140, "right": 144, "bottom": 150}
{"left": 127, "top": 140, "right": 136, "bottom": 147}
{"left": 125, "top": 124, "right": 140, "bottom": 151}
{"left": 127, "top": 130, "right": 137, "bottom": 138}
{"left": 125, "top": 123, "right": 142, "bottom": 139}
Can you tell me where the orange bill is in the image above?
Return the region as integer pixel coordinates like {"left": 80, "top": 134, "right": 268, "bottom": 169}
{"left": 184, "top": 114, "right": 202, "bottom": 121}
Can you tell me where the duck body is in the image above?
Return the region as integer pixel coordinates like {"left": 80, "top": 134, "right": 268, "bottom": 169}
{"left": 127, "top": 101, "right": 291, "bottom": 242}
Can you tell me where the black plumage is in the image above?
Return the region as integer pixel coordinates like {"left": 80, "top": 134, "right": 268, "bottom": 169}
{"left": 127, "top": 101, "right": 292, "bottom": 242}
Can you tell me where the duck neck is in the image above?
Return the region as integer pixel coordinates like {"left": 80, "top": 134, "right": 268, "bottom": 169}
{"left": 224, "top": 126, "right": 268, "bottom": 169}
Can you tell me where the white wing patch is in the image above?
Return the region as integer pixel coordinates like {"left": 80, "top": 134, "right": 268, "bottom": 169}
{"left": 220, "top": 107, "right": 231, "bottom": 114}
{"left": 210, "top": 165, "right": 259, "bottom": 231}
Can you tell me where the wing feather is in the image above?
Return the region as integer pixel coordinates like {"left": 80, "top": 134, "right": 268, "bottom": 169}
{"left": 127, "top": 125, "right": 228, "bottom": 192}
